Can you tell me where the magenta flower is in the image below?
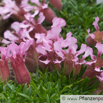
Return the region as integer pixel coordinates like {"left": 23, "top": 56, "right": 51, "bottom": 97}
{"left": 7, "top": 40, "right": 33, "bottom": 85}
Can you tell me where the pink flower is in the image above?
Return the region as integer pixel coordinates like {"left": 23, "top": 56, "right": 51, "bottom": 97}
{"left": 3, "top": 30, "right": 19, "bottom": 44}
{"left": 0, "top": 0, "right": 26, "bottom": 21}
{"left": 35, "top": 27, "right": 63, "bottom": 70}
{"left": 2, "top": 22, "right": 33, "bottom": 44}
{"left": 23, "top": 12, "right": 46, "bottom": 35}
{"left": 82, "top": 43, "right": 103, "bottom": 90}
{"left": 86, "top": 17, "right": 103, "bottom": 45}
{"left": 0, "top": 0, "right": 19, "bottom": 19}
{"left": 7, "top": 40, "right": 33, "bottom": 85}
{"left": 21, "top": 0, "right": 55, "bottom": 23}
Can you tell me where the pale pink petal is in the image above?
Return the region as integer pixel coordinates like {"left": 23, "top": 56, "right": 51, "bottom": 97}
{"left": 53, "top": 59, "right": 63, "bottom": 64}
{"left": 92, "top": 16, "right": 99, "bottom": 31}
{"left": 20, "top": 29, "right": 32, "bottom": 40}
{"left": 54, "top": 41, "right": 62, "bottom": 52}
{"left": 36, "top": 45, "right": 47, "bottom": 55}
{"left": 39, "top": 59, "right": 50, "bottom": 64}
{"left": 52, "top": 17, "right": 66, "bottom": 28}
{"left": 0, "top": 7, "right": 10, "bottom": 15}
{"left": 35, "top": 33, "right": 46, "bottom": 44}
{"left": 41, "top": 3, "right": 48, "bottom": 9}
{"left": 85, "top": 60, "right": 96, "bottom": 65}
{"left": 55, "top": 51, "right": 64, "bottom": 59}
{"left": 3, "top": 13, "right": 11, "bottom": 20}
{"left": 43, "top": 42, "right": 52, "bottom": 52}
{"left": 37, "top": 12, "right": 45, "bottom": 24}
{"left": 2, "top": 39, "right": 11, "bottom": 44}
{"left": 87, "top": 29, "right": 90, "bottom": 33}
{"left": 30, "top": 0, "right": 40, "bottom": 5}
{"left": 89, "top": 33, "right": 95, "bottom": 39}
{"left": 87, "top": 29, "right": 95, "bottom": 39}
{"left": 4, "top": 30, "right": 19, "bottom": 41}
{"left": 76, "top": 44, "right": 87, "bottom": 56}
{"left": 21, "top": 0, "right": 34, "bottom": 12}
{"left": 82, "top": 47, "right": 93, "bottom": 58}
{"left": 32, "top": 10, "right": 39, "bottom": 17}
{"left": 11, "top": 22, "right": 20, "bottom": 33}
{"left": 61, "top": 39, "right": 68, "bottom": 48}
{"left": 19, "top": 23, "right": 30, "bottom": 28}
{"left": 49, "top": 27, "right": 61, "bottom": 40}
{"left": 7, "top": 42, "right": 18, "bottom": 58}
{"left": 65, "top": 32, "right": 77, "bottom": 48}
{"left": 19, "top": 40, "right": 33, "bottom": 55}
{"left": 95, "top": 42, "right": 103, "bottom": 56}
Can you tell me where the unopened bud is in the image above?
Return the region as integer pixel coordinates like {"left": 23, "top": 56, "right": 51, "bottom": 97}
{"left": 41, "top": 8, "right": 56, "bottom": 23}
{"left": 86, "top": 35, "right": 97, "bottom": 46}
{"left": 49, "top": 0, "right": 62, "bottom": 11}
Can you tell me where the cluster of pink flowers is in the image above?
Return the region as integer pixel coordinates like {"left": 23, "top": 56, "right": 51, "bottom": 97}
{"left": 0, "top": 0, "right": 103, "bottom": 93}
{"left": 0, "top": 0, "right": 63, "bottom": 85}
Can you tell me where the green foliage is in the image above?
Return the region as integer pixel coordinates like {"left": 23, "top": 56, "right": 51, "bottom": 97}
{"left": 0, "top": 65, "right": 101, "bottom": 103}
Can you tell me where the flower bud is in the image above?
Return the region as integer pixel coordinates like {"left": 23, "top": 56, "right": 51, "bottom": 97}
{"left": 49, "top": 0, "right": 62, "bottom": 11}
{"left": 35, "top": 24, "right": 47, "bottom": 34}
{"left": 86, "top": 35, "right": 97, "bottom": 46}
{"left": 11, "top": 57, "right": 31, "bottom": 85}
{"left": 82, "top": 69, "right": 100, "bottom": 79}
{"left": 25, "top": 57, "right": 37, "bottom": 73}
{"left": 41, "top": 8, "right": 56, "bottom": 23}
{"left": 15, "top": 0, "right": 21, "bottom": 5}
